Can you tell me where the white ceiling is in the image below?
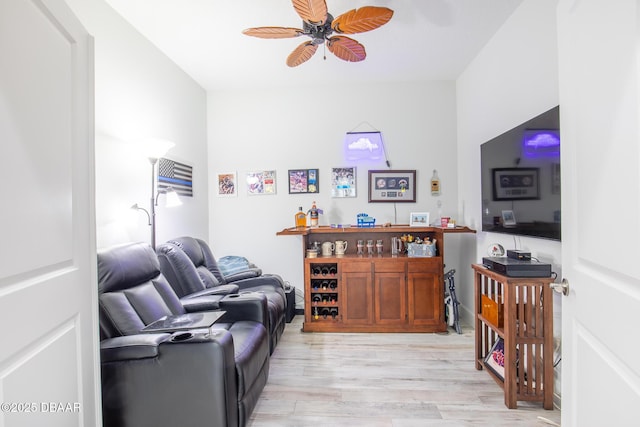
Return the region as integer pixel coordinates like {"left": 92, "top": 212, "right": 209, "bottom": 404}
{"left": 104, "top": 0, "right": 524, "bottom": 91}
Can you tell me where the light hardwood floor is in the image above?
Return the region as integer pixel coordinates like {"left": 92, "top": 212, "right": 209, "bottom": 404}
{"left": 248, "top": 316, "right": 561, "bottom": 427}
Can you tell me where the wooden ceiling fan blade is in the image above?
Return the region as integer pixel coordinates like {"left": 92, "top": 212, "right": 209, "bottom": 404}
{"left": 327, "top": 36, "right": 366, "bottom": 62}
{"left": 286, "top": 41, "right": 319, "bottom": 67}
{"left": 242, "top": 27, "right": 303, "bottom": 39}
{"left": 292, "top": 0, "right": 328, "bottom": 25}
{"left": 332, "top": 6, "right": 394, "bottom": 34}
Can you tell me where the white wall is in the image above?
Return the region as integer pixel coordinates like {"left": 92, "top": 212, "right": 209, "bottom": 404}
{"left": 66, "top": 0, "right": 209, "bottom": 249}
{"left": 456, "top": 0, "right": 561, "bottom": 404}
{"left": 208, "top": 82, "right": 460, "bottom": 304}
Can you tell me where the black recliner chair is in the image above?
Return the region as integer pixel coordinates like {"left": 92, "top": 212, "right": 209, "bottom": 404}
{"left": 97, "top": 242, "right": 270, "bottom": 427}
{"left": 157, "top": 236, "right": 286, "bottom": 352}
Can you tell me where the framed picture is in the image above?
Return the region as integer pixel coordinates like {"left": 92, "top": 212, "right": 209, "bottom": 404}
{"left": 246, "top": 170, "right": 276, "bottom": 195}
{"left": 409, "top": 212, "right": 430, "bottom": 227}
{"left": 501, "top": 210, "right": 516, "bottom": 227}
{"left": 216, "top": 172, "right": 237, "bottom": 197}
{"left": 483, "top": 338, "right": 505, "bottom": 381}
{"left": 288, "top": 169, "right": 319, "bottom": 194}
{"left": 368, "top": 170, "right": 416, "bottom": 203}
{"left": 492, "top": 168, "right": 539, "bottom": 201}
{"left": 331, "top": 167, "right": 356, "bottom": 198}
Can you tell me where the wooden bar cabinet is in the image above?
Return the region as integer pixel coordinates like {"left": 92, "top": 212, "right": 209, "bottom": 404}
{"left": 276, "top": 225, "right": 474, "bottom": 333}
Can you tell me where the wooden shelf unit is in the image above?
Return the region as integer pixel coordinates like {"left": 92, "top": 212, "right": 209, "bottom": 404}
{"left": 472, "top": 264, "right": 554, "bottom": 410}
{"left": 277, "top": 225, "right": 475, "bottom": 333}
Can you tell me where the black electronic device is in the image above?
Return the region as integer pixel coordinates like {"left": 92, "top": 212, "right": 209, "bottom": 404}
{"left": 285, "top": 285, "right": 296, "bottom": 323}
{"left": 482, "top": 256, "right": 551, "bottom": 278}
{"left": 507, "top": 249, "right": 531, "bottom": 261}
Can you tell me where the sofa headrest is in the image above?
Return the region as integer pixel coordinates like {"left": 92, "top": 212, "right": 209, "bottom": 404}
{"left": 97, "top": 242, "right": 161, "bottom": 293}
{"left": 166, "top": 236, "right": 205, "bottom": 267}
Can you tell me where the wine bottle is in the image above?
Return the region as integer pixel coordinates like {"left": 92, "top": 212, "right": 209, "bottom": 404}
{"left": 330, "top": 308, "right": 338, "bottom": 319}
{"left": 312, "top": 266, "right": 321, "bottom": 275}
{"left": 312, "top": 294, "right": 321, "bottom": 304}
{"left": 321, "top": 266, "right": 329, "bottom": 276}
{"left": 321, "top": 308, "right": 330, "bottom": 319}
{"left": 321, "top": 280, "right": 329, "bottom": 290}
{"left": 329, "top": 280, "right": 337, "bottom": 290}
{"left": 328, "top": 265, "right": 337, "bottom": 275}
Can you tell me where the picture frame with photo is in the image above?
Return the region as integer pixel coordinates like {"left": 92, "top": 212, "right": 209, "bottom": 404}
{"left": 246, "top": 170, "right": 276, "bottom": 195}
{"left": 288, "top": 169, "right": 319, "bottom": 194}
{"left": 409, "top": 212, "right": 430, "bottom": 227}
{"left": 483, "top": 338, "right": 506, "bottom": 381}
{"left": 368, "top": 170, "right": 416, "bottom": 203}
{"left": 216, "top": 172, "right": 237, "bottom": 197}
{"left": 331, "top": 167, "right": 356, "bottom": 198}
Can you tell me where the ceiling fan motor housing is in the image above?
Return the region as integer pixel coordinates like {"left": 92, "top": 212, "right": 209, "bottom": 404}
{"left": 303, "top": 13, "right": 334, "bottom": 45}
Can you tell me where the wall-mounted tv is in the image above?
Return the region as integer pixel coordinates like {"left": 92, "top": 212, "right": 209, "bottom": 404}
{"left": 480, "top": 106, "right": 561, "bottom": 241}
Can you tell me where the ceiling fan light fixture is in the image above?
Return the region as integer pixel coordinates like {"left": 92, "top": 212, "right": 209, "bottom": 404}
{"left": 242, "top": 0, "right": 392, "bottom": 67}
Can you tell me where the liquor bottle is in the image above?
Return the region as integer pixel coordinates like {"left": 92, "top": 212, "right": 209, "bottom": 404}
{"left": 295, "top": 206, "right": 306, "bottom": 228}
{"left": 309, "top": 201, "right": 319, "bottom": 227}
{"left": 431, "top": 169, "right": 440, "bottom": 196}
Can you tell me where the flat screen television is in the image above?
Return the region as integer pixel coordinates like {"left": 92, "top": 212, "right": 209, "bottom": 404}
{"left": 480, "top": 106, "right": 561, "bottom": 241}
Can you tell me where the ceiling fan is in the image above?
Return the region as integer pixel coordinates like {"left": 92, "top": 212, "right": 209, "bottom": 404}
{"left": 242, "top": 0, "right": 394, "bottom": 67}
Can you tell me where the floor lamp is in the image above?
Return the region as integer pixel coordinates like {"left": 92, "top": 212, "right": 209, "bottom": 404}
{"left": 131, "top": 139, "right": 181, "bottom": 248}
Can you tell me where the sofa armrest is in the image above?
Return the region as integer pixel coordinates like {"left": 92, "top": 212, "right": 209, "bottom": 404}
{"left": 101, "top": 329, "right": 238, "bottom": 427}
{"left": 224, "top": 269, "right": 262, "bottom": 282}
{"left": 100, "top": 334, "right": 170, "bottom": 362}
{"left": 218, "top": 292, "right": 269, "bottom": 328}
{"left": 181, "top": 284, "right": 240, "bottom": 298}
{"left": 181, "top": 295, "right": 223, "bottom": 312}
{"left": 228, "top": 274, "right": 286, "bottom": 293}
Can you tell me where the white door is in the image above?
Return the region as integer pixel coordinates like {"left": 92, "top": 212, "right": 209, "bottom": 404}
{"left": 0, "top": 0, "right": 100, "bottom": 426}
{"left": 558, "top": 0, "right": 640, "bottom": 425}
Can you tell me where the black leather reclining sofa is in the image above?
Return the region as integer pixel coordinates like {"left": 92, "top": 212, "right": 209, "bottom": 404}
{"left": 156, "top": 236, "right": 286, "bottom": 353}
{"left": 97, "top": 242, "right": 270, "bottom": 427}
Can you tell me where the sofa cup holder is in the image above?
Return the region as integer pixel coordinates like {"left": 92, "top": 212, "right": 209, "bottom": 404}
{"left": 171, "top": 332, "right": 194, "bottom": 342}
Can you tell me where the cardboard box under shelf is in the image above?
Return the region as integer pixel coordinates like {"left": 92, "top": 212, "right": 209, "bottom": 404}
{"left": 481, "top": 294, "right": 504, "bottom": 328}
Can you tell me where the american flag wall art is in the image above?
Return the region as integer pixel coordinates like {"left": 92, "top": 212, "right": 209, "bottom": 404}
{"left": 158, "top": 158, "right": 193, "bottom": 197}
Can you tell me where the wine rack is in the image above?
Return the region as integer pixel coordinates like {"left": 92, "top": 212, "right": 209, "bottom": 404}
{"left": 309, "top": 263, "right": 339, "bottom": 322}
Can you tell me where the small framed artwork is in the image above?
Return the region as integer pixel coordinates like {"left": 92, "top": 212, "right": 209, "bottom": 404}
{"left": 288, "top": 169, "right": 319, "bottom": 194}
{"left": 368, "top": 170, "right": 416, "bottom": 203}
{"left": 492, "top": 168, "right": 539, "bottom": 201}
{"left": 483, "top": 338, "right": 506, "bottom": 381}
{"left": 331, "top": 167, "right": 356, "bottom": 198}
{"left": 216, "top": 172, "right": 237, "bottom": 197}
{"left": 246, "top": 170, "right": 276, "bottom": 195}
{"left": 409, "top": 212, "right": 430, "bottom": 227}
{"left": 501, "top": 210, "right": 516, "bottom": 227}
